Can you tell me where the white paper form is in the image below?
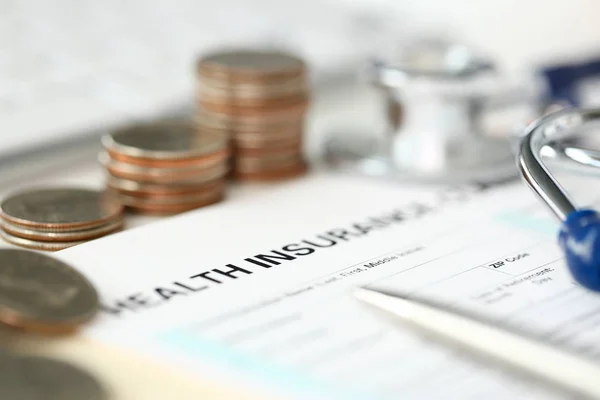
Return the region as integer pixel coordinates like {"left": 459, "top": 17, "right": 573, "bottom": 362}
{"left": 56, "top": 173, "right": 600, "bottom": 400}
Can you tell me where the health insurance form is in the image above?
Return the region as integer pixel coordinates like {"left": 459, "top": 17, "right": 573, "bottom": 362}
{"left": 57, "top": 172, "right": 600, "bottom": 400}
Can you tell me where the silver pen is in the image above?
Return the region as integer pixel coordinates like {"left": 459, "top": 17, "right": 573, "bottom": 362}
{"left": 354, "top": 286, "right": 600, "bottom": 399}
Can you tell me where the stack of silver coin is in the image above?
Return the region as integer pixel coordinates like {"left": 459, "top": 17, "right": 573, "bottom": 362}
{"left": 196, "top": 49, "right": 310, "bottom": 181}
{"left": 99, "top": 118, "right": 229, "bottom": 215}
{"left": 0, "top": 188, "right": 124, "bottom": 251}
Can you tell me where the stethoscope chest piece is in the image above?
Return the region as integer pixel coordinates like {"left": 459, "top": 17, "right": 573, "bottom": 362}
{"left": 325, "top": 38, "right": 537, "bottom": 184}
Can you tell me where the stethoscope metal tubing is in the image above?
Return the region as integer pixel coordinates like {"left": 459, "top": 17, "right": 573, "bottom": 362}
{"left": 517, "top": 110, "right": 586, "bottom": 221}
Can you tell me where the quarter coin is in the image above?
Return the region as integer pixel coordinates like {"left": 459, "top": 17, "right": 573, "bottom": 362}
{"left": 197, "top": 50, "right": 306, "bottom": 82}
{"left": 113, "top": 185, "right": 224, "bottom": 206}
{"left": 0, "top": 249, "right": 99, "bottom": 333}
{"left": 198, "top": 96, "right": 308, "bottom": 116}
{"left": 125, "top": 194, "right": 225, "bottom": 215}
{"left": 2, "top": 218, "right": 123, "bottom": 242}
{"left": 0, "top": 230, "right": 83, "bottom": 251}
{"left": 0, "top": 188, "right": 123, "bottom": 231}
{"left": 107, "top": 176, "right": 223, "bottom": 197}
{"left": 100, "top": 153, "right": 229, "bottom": 183}
{"left": 235, "top": 162, "right": 308, "bottom": 181}
{"left": 198, "top": 75, "right": 307, "bottom": 99}
{"left": 0, "top": 353, "right": 106, "bottom": 400}
{"left": 102, "top": 120, "right": 227, "bottom": 161}
{"left": 196, "top": 104, "right": 307, "bottom": 131}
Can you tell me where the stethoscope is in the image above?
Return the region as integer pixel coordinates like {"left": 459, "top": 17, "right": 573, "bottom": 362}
{"left": 518, "top": 108, "right": 600, "bottom": 292}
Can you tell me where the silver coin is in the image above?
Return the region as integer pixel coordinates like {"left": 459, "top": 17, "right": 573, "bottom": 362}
{"left": 196, "top": 104, "right": 307, "bottom": 131}
{"left": 198, "top": 76, "right": 308, "bottom": 99}
{"left": 234, "top": 133, "right": 302, "bottom": 149}
{"left": 236, "top": 151, "right": 303, "bottom": 165}
{"left": 100, "top": 152, "right": 229, "bottom": 182}
{"left": 235, "top": 157, "right": 304, "bottom": 173}
{"left": 102, "top": 120, "right": 227, "bottom": 160}
{"left": 113, "top": 185, "right": 224, "bottom": 206}
{"left": 0, "top": 230, "right": 84, "bottom": 251}
{"left": 0, "top": 188, "right": 123, "bottom": 230}
{"left": 106, "top": 175, "right": 224, "bottom": 195}
{"left": 197, "top": 50, "right": 305, "bottom": 78}
{"left": 0, "top": 353, "right": 106, "bottom": 400}
{"left": 1, "top": 218, "right": 123, "bottom": 242}
{"left": 198, "top": 75, "right": 307, "bottom": 92}
{"left": 0, "top": 249, "right": 99, "bottom": 330}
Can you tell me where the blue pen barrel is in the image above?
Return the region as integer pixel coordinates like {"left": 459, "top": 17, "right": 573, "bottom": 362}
{"left": 558, "top": 209, "right": 600, "bottom": 291}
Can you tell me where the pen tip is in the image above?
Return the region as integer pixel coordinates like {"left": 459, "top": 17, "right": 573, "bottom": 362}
{"left": 355, "top": 286, "right": 408, "bottom": 299}
{"left": 353, "top": 285, "right": 397, "bottom": 304}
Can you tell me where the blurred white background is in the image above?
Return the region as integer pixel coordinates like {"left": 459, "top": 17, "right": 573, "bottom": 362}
{"left": 1, "top": 0, "right": 599, "bottom": 157}
{"left": 334, "top": 0, "right": 600, "bottom": 71}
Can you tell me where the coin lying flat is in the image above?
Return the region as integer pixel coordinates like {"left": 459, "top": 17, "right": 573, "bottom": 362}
{"left": 198, "top": 96, "right": 309, "bottom": 116}
{"left": 198, "top": 93, "right": 309, "bottom": 109}
{"left": 197, "top": 50, "right": 306, "bottom": 82}
{"left": 108, "top": 148, "right": 229, "bottom": 168}
{"left": 196, "top": 104, "right": 307, "bottom": 131}
{"left": 234, "top": 132, "right": 302, "bottom": 149}
{"left": 235, "top": 162, "right": 308, "bottom": 181}
{"left": 112, "top": 184, "right": 224, "bottom": 206}
{"left": 0, "top": 353, "right": 106, "bottom": 400}
{"left": 0, "top": 230, "right": 84, "bottom": 251}
{"left": 0, "top": 188, "right": 123, "bottom": 230}
{"left": 198, "top": 75, "right": 308, "bottom": 99}
{"left": 2, "top": 218, "right": 123, "bottom": 242}
{"left": 107, "top": 176, "right": 223, "bottom": 197}
{"left": 0, "top": 249, "right": 99, "bottom": 333}
{"left": 100, "top": 152, "right": 229, "bottom": 183}
{"left": 102, "top": 120, "right": 227, "bottom": 161}
{"left": 125, "top": 193, "right": 225, "bottom": 215}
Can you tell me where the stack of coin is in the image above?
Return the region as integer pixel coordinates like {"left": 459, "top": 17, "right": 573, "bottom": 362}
{"left": 196, "top": 49, "right": 309, "bottom": 181}
{"left": 100, "top": 118, "right": 229, "bottom": 214}
{"left": 0, "top": 188, "right": 124, "bottom": 251}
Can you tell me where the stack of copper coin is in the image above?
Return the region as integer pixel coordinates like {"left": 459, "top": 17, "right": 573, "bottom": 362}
{"left": 100, "top": 119, "right": 229, "bottom": 215}
{"left": 0, "top": 188, "right": 124, "bottom": 251}
{"left": 196, "top": 50, "right": 309, "bottom": 181}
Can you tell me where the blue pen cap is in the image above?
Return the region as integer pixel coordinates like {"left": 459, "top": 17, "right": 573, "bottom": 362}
{"left": 558, "top": 209, "right": 600, "bottom": 291}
